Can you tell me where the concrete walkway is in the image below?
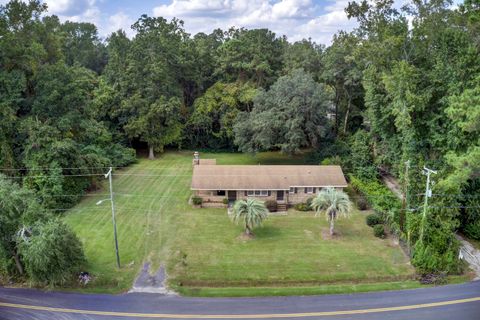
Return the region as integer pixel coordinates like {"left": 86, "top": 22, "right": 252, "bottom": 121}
{"left": 129, "top": 262, "right": 174, "bottom": 295}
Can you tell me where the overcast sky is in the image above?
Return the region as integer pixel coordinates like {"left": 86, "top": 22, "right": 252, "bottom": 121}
{"left": 1, "top": 0, "right": 464, "bottom": 44}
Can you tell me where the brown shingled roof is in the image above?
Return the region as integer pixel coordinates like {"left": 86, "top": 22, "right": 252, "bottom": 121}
{"left": 191, "top": 165, "right": 348, "bottom": 190}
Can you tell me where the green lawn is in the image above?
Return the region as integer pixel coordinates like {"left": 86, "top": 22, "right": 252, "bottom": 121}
{"left": 64, "top": 151, "right": 415, "bottom": 294}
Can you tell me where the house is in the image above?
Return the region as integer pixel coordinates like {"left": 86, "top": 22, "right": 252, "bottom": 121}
{"left": 191, "top": 153, "right": 348, "bottom": 208}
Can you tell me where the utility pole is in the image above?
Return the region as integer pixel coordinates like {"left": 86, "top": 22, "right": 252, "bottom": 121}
{"left": 420, "top": 166, "right": 437, "bottom": 242}
{"left": 105, "top": 167, "right": 121, "bottom": 268}
{"left": 400, "top": 160, "right": 410, "bottom": 233}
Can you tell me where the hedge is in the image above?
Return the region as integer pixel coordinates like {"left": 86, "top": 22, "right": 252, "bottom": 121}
{"left": 349, "top": 175, "right": 402, "bottom": 234}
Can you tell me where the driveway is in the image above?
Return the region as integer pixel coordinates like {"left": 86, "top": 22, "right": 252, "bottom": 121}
{"left": 1, "top": 281, "right": 480, "bottom": 319}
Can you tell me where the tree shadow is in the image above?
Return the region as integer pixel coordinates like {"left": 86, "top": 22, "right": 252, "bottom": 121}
{"left": 253, "top": 225, "right": 282, "bottom": 239}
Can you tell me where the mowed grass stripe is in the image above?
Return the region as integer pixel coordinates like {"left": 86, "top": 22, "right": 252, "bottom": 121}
{"left": 64, "top": 151, "right": 414, "bottom": 293}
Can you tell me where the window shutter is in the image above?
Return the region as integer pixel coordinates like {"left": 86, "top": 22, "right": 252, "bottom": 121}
{"left": 295, "top": 187, "right": 298, "bottom": 194}
{"left": 304, "top": 187, "right": 307, "bottom": 193}
{"left": 244, "top": 191, "right": 248, "bottom": 196}
{"left": 313, "top": 187, "right": 316, "bottom": 193}
{"left": 268, "top": 191, "right": 271, "bottom": 196}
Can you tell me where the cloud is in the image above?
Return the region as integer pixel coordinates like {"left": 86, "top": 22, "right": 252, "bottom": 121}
{"left": 152, "top": 0, "right": 356, "bottom": 44}
{"left": 41, "top": 0, "right": 100, "bottom": 25}
{"left": 102, "top": 11, "right": 135, "bottom": 38}
{"left": 45, "top": 0, "right": 93, "bottom": 16}
{"left": 299, "top": 1, "right": 356, "bottom": 44}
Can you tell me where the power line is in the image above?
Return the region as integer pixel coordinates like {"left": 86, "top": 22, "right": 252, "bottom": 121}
{"left": 3, "top": 173, "right": 105, "bottom": 179}
{"left": 0, "top": 165, "right": 191, "bottom": 171}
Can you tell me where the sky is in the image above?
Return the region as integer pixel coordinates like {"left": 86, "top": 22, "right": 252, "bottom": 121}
{"left": 1, "top": 0, "right": 464, "bottom": 44}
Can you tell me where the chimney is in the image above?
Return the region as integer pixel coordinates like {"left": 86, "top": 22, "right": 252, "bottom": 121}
{"left": 193, "top": 151, "right": 200, "bottom": 166}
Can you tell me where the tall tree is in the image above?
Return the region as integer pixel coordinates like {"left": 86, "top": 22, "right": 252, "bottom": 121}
{"left": 282, "top": 39, "right": 324, "bottom": 80}
{"left": 113, "top": 15, "right": 187, "bottom": 158}
{"left": 123, "top": 96, "right": 182, "bottom": 159}
{"left": 234, "top": 69, "right": 330, "bottom": 154}
{"left": 216, "top": 28, "right": 285, "bottom": 87}
{"left": 322, "top": 32, "right": 364, "bottom": 135}
{"left": 60, "top": 21, "right": 107, "bottom": 73}
{"left": 186, "top": 81, "right": 257, "bottom": 149}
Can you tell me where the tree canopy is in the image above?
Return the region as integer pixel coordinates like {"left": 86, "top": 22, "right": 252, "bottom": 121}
{"left": 1, "top": 0, "right": 479, "bottom": 280}
{"left": 234, "top": 69, "right": 331, "bottom": 154}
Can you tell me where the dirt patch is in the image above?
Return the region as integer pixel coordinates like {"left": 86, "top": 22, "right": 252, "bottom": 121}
{"left": 321, "top": 229, "right": 340, "bottom": 240}
{"left": 237, "top": 233, "right": 255, "bottom": 242}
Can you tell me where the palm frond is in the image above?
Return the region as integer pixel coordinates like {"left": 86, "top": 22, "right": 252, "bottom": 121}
{"left": 311, "top": 187, "right": 352, "bottom": 220}
{"left": 231, "top": 198, "right": 268, "bottom": 231}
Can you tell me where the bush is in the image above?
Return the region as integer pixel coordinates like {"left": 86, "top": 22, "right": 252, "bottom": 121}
{"left": 192, "top": 196, "right": 202, "bottom": 205}
{"left": 320, "top": 156, "right": 342, "bottom": 166}
{"left": 350, "top": 175, "right": 401, "bottom": 232}
{"left": 356, "top": 197, "right": 369, "bottom": 210}
{"left": 222, "top": 198, "right": 229, "bottom": 205}
{"left": 264, "top": 200, "right": 277, "bottom": 212}
{"left": 294, "top": 203, "right": 310, "bottom": 211}
{"left": 464, "top": 221, "right": 480, "bottom": 240}
{"left": 366, "top": 213, "right": 382, "bottom": 227}
{"left": 18, "top": 219, "right": 86, "bottom": 285}
{"left": 373, "top": 224, "right": 385, "bottom": 238}
{"left": 412, "top": 238, "right": 461, "bottom": 275}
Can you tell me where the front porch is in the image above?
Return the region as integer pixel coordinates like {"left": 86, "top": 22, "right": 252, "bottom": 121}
{"left": 194, "top": 189, "right": 290, "bottom": 208}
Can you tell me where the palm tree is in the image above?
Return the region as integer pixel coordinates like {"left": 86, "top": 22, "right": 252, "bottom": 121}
{"left": 231, "top": 198, "right": 268, "bottom": 236}
{"left": 311, "top": 188, "right": 352, "bottom": 236}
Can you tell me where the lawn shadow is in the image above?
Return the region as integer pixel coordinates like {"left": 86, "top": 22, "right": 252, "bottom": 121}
{"left": 253, "top": 225, "right": 283, "bottom": 239}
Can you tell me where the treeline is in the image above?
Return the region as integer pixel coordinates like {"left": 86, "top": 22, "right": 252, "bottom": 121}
{"left": 0, "top": 0, "right": 479, "bottom": 283}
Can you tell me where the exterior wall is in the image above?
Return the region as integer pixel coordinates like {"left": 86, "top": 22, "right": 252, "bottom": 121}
{"left": 193, "top": 187, "right": 344, "bottom": 207}
{"left": 287, "top": 190, "right": 315, "bottom": 204}
{"left": 287, "top": 187, "right": 344, "bottom": 205}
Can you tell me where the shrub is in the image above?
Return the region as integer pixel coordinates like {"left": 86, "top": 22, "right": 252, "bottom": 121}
{"left": 320, "top": 156, "right": 342, "bottom": 166}
{"left": 464, "top": 221, "right": 480, "bottom": 240}
{"left": 264, "top": 200, "right": 277, "bottom": 212}
{"left": 350, "top": 175, "right": 401, "bottom": 233}
{"left": 222, "top": 198, "right": 229, "bottom": 205}
{"left": 294, "top": 203, "right": 310, "bottom": 211}
{"left": 366, "top": 213, "right": 382, "bottom": 227}
{"left": 373, "top": 224, "right": 385, "bottom": 238}
{"left": 412, "top": 238, "right": 461, "bottom": 275}
{"left": 356, "top": 197, "right": 369, "bottom": 210}
{"left": 18, "top": 219, "right": 86, "bottom": 285}
{"left": 192, "top": 196, "right": 202, "bottom": 205}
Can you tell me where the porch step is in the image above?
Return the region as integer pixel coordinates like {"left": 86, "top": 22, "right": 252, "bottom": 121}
{"left": 277, "top": 204, "right": 287, "bottom": 212}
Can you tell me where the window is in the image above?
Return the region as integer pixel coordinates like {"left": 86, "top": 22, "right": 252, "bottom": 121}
{"left": 216, "top": 190, "right": 226, "bottom": 196}
{"left": 306, "top": 187, "right": 314, "bottom": 194}
{"left": 289, "top": 187, "right": 295, "bottom": 194}
{"left": 247, "top": 190, "right": 269, "bottom": 197}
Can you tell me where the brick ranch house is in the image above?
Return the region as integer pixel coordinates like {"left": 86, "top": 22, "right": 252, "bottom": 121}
{"left": 190, "top": 153, "right": 348, "bottom": 209}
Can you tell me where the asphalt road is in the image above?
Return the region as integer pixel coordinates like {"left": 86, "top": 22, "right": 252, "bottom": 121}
{"left": 1, "top": 281, "right": 480, "bottom": 320}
